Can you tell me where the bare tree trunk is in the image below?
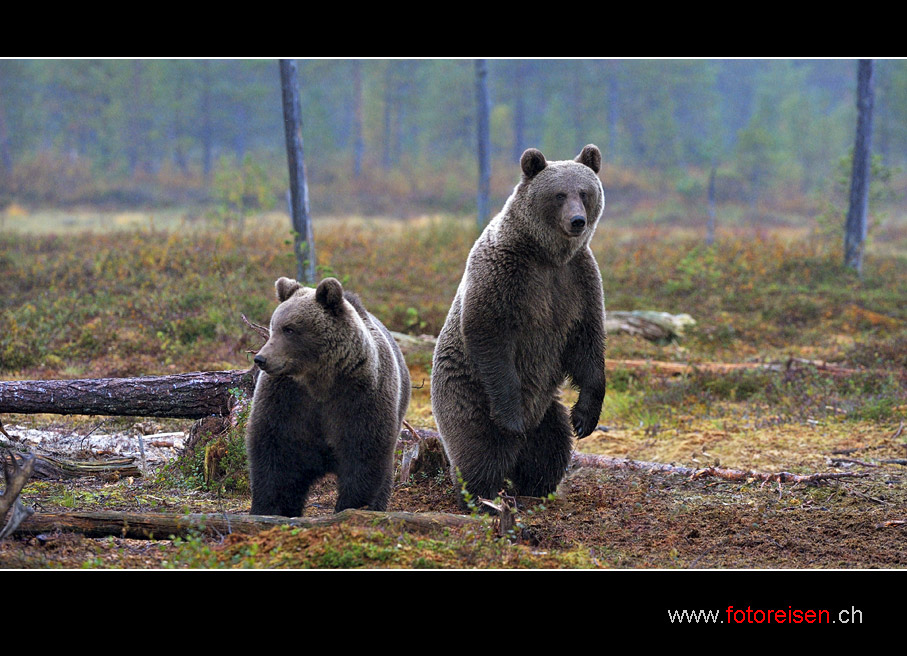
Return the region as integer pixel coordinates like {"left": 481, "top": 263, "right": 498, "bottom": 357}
{"left": 382, "top": 62, "right": 395, "bottom": 169}
{"left": 279, "top": 59, "right": 317, "bottom": 285}
{"left": 200, "top": 60, "right": 213, "bottom": 181}
{"left": 512, "top": 61, "right": 527, "bottom": 164}
{"left": 475, "top": 59, "right": 492, "bottom": 229}
{"left": 127, "top": 60, "right": 146, "bottom": 176}
{"left": 844, "top": 59, "right": 875, "bottom": 275}
{"left": 607, "top": 63, "right": 620, "bottom": 164}
{"left": 0, "top": 370, "right": 255, "bottom": 419}
{"left": 706, "top": 164, "right": 717, "bottom": 245}
{"left": 352, "top": 59, "right": 364, "bottom": 178}
{"left": 0, "top": 75, "right": 13, "bottom": 174}
{"left": 172, "top": 64, "right": 188, "bottom": 174}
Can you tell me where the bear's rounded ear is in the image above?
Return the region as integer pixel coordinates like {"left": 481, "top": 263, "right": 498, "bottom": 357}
{"left": 575, "top": 144, "right": 601, "bottom": 174}
{"left": 275, "top": 277, "right": 301, "bottom": 302}
{"left": 520, "top": 148, "right": 547, "bottom": 181}
{"left": 315, "top": 277, "right": 344, "bottom": 315}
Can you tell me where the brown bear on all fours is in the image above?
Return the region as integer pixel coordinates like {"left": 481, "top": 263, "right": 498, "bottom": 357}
{"left": 431, "top": 145, "right": 607, "bottom": 505}
{"left": 245, "top": 277, "right": 411, "bottom": 517}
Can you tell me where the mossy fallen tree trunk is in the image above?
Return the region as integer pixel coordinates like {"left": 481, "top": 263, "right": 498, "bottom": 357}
{"left": 0, "top": 370, "right": 255, "bottom": 419}
{"left": 13, "top": 508, "right": 480, "bottom": 540}
{"left": 0, "top": 354, "right": 874, "bottom": 424}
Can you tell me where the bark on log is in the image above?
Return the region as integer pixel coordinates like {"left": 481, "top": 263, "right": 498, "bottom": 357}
{"left": 28, "top": 454, "right": 142, "bottom": 479}
{"left": 605, "top": 310, "right": 696, "bottom": 344}
{"left": 14, "top": 508, "right": 480, "bottom": 540}
{"left": 0, "top": 370, "right": 255, "bottom": 419}
{"left": 570, "top": 451, "right": 870, "bottom": 485}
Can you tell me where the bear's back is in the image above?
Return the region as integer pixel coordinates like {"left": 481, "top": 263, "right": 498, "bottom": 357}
{"left": 344, "top": 290, "right": 411, "bottom": 425}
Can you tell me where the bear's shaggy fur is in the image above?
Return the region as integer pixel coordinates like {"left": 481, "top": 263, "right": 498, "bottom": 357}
{"left": 431, "top": 145, "right": 607, "bottom": 503}
{"left": 245, "top": 277, "right": 410, "bottom": 516}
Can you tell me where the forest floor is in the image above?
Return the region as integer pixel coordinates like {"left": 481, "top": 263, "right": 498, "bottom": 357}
{"left": 1, "top": 381, "right": 905, "bottom": 570}
{"left": 1, "top": 212, "right": 906, "bottom": 570}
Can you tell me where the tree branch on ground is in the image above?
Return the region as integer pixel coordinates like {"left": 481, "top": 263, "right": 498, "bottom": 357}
{"left": 12, "top": 508, "right": 481, "bottom": 541}
{"left": 0, "top": 452, "right": 36, "bottom": 539}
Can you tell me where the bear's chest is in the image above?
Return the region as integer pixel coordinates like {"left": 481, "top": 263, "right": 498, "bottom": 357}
{"left": 517, "top": 267, "right": 584, "bottom": 333}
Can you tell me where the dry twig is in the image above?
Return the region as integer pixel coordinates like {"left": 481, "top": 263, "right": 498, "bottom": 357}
{"left": 828, "top": 457, "right": 879, "bottom": 468}
{"left": 0, "top": 452, "right": 36, "bottom": 539}
{"left": 241, "top": 313, "right": 271, "bottom": 341}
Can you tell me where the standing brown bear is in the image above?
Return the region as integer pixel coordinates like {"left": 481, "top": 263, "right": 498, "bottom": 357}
{"left": 246, "top": 277, "right": 411, "bottom": 516}
{"left": 431, "top": 144, "right": 606, "bottom": 504}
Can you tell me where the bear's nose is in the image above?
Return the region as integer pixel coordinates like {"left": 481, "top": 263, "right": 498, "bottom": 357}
{"left": 570, "top": 216, "right": 586, "bottom": 230}
{"left": 254, "top": 354, "right": 267, "bottom": 369}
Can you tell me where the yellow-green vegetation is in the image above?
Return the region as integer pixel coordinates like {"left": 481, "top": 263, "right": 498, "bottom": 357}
{"left": 1, "top": 213, "right": 905, "bottom": 374}
{"left": 2, "top": 209, "right": 906, "bottom": 569}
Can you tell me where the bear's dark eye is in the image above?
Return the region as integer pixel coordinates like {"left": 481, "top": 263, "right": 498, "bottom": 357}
{"left": 579, "top": 190, "right": 587, "bottom": 200}
{"left": 282, "top": 326, "right": 295, "bottom": 335}
{"left": 555, "top": 193, "right": 567, "bottom": 202}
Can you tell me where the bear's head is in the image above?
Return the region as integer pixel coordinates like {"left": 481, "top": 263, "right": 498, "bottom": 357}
{"left": 253, "top": 277, "right": 365, "bottom": 378}
{"left": 510, "top": 144, "right": 605, "bottom": 259}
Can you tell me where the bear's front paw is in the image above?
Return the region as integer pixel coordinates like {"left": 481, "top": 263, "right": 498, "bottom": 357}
{"left": 570, "top": 402, "right": 600, "bottom": 439}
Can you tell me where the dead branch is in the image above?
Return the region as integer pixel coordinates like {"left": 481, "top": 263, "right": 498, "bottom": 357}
{"left": 569, "top": 452, "right": 869, "bottom": 485}
{"left": 11, "top": 508, "right": 481, "bottom": 540}
{"left": 241, "top": 313, "right": 271, "bottom": 342}
{"left": 875, "top": 519, "right": 906, "bottom": 529}
{"left": 604, "top": 358, "right": 876, "bottom": 380}
{"left": 828, "top": 457, "right": 879, "bottom": 468}
{"left": 398, "top": 429, "right": 871, "bottom": 487}
{"left": 0, "top": 452, "right": 37, "bottom": 539}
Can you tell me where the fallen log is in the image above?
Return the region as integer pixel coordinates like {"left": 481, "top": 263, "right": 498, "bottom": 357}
{"left": 389, "top": 311, "right": 696, "bottom": 356}
{"left": 0, "top": 356, "right": 888, "bottom": 423}
{"left": 570, "top": 451, "right": 869, "bottom": 485}
{"left": 13, "top": 508, "right": 480, "bottom": 540}
{"left": 604, "top": 357, "right": 879, "bottom": 380}
{"left": 605, "top": 310, "right": 695, "bottom": 344}
{"left": 405, "top": 429, "right": 869, "bottom": 486}
{"left": 0, "top": 369, "right": 255, "bottom": 419}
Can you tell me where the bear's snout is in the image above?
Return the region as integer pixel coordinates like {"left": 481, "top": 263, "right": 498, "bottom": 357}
{"left": 564, "top": 213, "right": 587, "bottom": 237}
{"left": 254, "top": 354, "right": 269, "bottom": 371}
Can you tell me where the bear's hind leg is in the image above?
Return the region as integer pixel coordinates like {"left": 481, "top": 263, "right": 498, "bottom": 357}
{"left": 250, "top": 469, "right": 318, "bottom": 518}
{"left": 443, "top": 426, "right": 523, "bottom": 508}
{"left": 510, "top": 401, "right": 574, "bottom": 498}
{"left": 334, "top": 449, "right": 395, "bottom": 512}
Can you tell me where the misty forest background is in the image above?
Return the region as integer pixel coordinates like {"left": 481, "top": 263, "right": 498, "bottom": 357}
{"left": 1, "top": 58, "right": 906, "bottom": 218}
{"left": 1, "top": 58, "right": 906, "bottom": 382}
